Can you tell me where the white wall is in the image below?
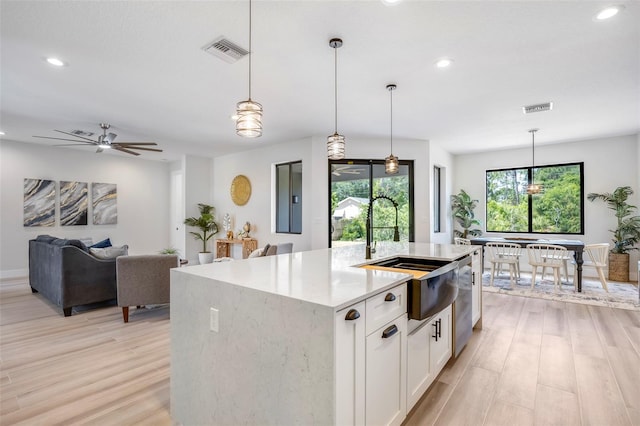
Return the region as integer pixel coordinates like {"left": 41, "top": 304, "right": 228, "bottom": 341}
{"left": 212, "top": 135, "right": 436, "bottom": 253}
{"left": 453, "top": 133, "right": 639, "bottom": 279}
{"left": 183, "top": 155, "right": 213, "bottom": 263}
{"left": 429, "top": 141, "right": 455, "bottom": 244}
{"left": 212, "top": 138, "right": 313, "bottom": 253}
{"left": 0, "top": 140, "right": 171, "bottom": 278}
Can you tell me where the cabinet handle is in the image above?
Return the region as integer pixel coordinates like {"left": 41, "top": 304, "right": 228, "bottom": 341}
{"left": 382, "top": 324, "right": 398, "bottom": 339}
{"left": 384, "top": 293, "right": 396, "bottom": 302}
{"left": 472, "top": 271, "right": 475, "bottom": 286}
{"left": 432, "top": 319, "right": 442, "bottom": 341}
{"left": 344, "top": 309, "right": 360, "bottom": 321}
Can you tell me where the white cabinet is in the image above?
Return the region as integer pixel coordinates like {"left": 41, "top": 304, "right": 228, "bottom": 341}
{"left": 406, "top": 304, "right": 452, "bottom": 411}
{"left": 335, "top": 284, "right": 407, "bottom": 426}
{"left": 365, "top": 314, "right": 407, "bottom": 426}
{"left": 471, "top": 247, "right": 483, "bottom": 328}
{"left": 335, "top": 301, "right": 366, "bottom": 426}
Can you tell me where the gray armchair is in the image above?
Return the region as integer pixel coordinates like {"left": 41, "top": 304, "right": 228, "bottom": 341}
{"left": 116, "top": 254, "right": 179, "bottom": 323}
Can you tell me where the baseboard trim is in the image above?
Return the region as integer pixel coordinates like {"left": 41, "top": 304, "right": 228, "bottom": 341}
{"left": 0, "top": 269, "right": 28, "bottom": 284}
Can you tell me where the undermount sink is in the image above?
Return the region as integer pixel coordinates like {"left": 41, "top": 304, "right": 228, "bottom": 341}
{"left": 359, "top": 256, "right": 460, "bottom": 320}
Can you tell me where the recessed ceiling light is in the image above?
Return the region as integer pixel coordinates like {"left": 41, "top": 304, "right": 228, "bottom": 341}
{"left": 435, "top": 58, "right": 453, "bottom": 68}
{"left": 46, "top": 57, "right": 65, "bottom": 67}
{"left": 0, "top": 131, "right": 5, "bottom": 136}
{"left": 381, "top": 0, "right": 402, "bottom": 5}
{"left": 595, "top": 5, "right": 623, "bottom": 20}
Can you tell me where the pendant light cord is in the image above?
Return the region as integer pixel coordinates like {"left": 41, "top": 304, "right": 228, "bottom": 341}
{"left": 334, "top": 46, "right": 338, "bottom": 134}
{"left": 390, "top": 87, "right": 394, "bottom": 154}
{"left": 248, "top": 0, "right": 252, "bottom": 100}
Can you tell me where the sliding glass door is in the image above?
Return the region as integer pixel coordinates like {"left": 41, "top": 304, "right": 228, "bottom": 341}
{"left": 329, "top": 160, "right": 414, "bottom": 247}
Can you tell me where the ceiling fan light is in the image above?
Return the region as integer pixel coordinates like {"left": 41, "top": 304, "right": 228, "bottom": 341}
{"left": 385, "top": 154, "right": 399, "bottom": 174}
{"left": 236, "top": 99, "right": 263, "bottom": 137}
{"left": 327, "top": 133, "right": 345, "bottom": 160}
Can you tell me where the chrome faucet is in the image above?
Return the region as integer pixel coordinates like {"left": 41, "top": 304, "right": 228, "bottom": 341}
{"left": 366, "top": 195, "right": 400, "bottom": 259}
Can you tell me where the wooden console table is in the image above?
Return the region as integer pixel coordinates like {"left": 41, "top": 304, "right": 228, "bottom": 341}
{"left": 216, "top": 238, "right": 258, "bottom": 259}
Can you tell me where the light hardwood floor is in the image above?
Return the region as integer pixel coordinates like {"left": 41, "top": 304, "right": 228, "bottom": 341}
{"left": 1, "top": 278, "right": 639, "bottom": 425}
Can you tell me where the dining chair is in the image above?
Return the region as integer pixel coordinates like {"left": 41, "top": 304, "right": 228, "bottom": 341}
{"left": 454, "top": 237, "right": 471, "bottom": 245}
{"left": 541, "top": 250, "right": 573, "bottom": 283}
{"left": 527, "top": 244, "right": 568, "bottom": 289}
{"left": 573, "top": 243, "right": 609, "bottom": 292}
{"left": 485, "top": 242, "right": 522, "bottom": 287}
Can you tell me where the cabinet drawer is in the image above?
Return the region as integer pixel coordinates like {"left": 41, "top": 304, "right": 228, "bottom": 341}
{"left": 365, "top": 283, "right": 407, "bottom": 336}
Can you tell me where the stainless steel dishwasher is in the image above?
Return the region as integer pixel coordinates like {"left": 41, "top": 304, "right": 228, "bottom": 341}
{"left": 453, "top": 255, "right": 472, "bottom": 357}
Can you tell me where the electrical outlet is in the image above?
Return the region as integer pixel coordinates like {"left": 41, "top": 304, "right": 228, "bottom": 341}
{"left": 210, "top": 307, "right": 219, "bottom": 332}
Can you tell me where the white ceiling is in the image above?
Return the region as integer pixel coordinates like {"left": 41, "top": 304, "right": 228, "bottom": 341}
{"left": 1, "top": 0, "right": 638, "bottom": 161}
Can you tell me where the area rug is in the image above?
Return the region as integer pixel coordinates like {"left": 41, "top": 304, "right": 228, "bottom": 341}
{"left": 482, "top": 272, "right": 640, "bottom": 311}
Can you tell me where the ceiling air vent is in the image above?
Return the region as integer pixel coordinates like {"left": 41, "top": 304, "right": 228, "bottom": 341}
{"left": 202, "top": 36, "right": 248, "bottom": 64}
{"left": 522, "top": 102, "right": 553, "bottom": 114}
{"left": 70, "top": 130, "right": 94, "bottom": 137}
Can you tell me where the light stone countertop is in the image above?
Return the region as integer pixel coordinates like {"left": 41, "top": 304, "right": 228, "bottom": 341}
{"left": 173, "top": 242, "right": 476, "bottom": 311}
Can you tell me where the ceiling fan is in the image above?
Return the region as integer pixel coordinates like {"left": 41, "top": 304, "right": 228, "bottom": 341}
{"left": 331, "top": 165, "right": 366, "bottom": 176}
{"left": 33, "top": 123, "right": 162, "bottom": 156}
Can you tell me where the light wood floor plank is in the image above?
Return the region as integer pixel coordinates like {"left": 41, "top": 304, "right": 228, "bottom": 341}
{"left": 484, "top": 400, "right": 534, "bottom": 426}
{"left": 566, "top": 303, "right": 606, "bottom": 359}
{"left": 494, "top": 341, "right": 540, "bottom": 410}
{"left": 534, "top": 384, "right": 581, "bottom": 426}
{"left": 538, "top": 334, "right": 577, "bottom": 393}
{"left": 574, "top": 353, "right": 632, "bottom": 426}
{"left": 471, "top": 327, "right": 516, "bottom": 373}
{"left": 433, "top": 366, "right": 500, "bottom": 426}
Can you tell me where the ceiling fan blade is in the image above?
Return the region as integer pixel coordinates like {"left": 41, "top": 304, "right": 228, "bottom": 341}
{"left": 112, "top": 142, "right": 158, "bottom": 146}
{"left": 53, "top": 143, "right": 96, "bottom": 147}
{"left": 113, "top": 146, "right": 140, "bottom": 156}
{"left": 114, "top": 145, "right": 163, "bottom": 153}
{"left": 96, "top": 147, "right": 104, "bottom": 154}
{"left": 34, "top": 135, "right": 98, "bottom": 144}
{"left": 53, "top": 129, "right": 97, "bottom": 143}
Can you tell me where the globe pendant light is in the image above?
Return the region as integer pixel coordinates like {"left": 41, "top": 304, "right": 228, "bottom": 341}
{"left": 385, "top": 84, "right": 399, "bottom": 174}
{"left": 327, "top": 38, "right": 345, "bottom": 159}
{"left": 526, "top": 128, "right": 542, "bottom": 195}
{"left": 236, "top": 0, "right": 262, "bottom": 138}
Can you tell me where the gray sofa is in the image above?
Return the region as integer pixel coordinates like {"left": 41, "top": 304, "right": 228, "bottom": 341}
{"left": 28, "top": 235, "right": 118, "bottom": 316}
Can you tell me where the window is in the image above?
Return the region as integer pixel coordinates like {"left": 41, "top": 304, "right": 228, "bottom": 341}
{"left": 329, "top": 159, "right": 414, "bottom": 246}
{"left": 276, "top": 161, "right": 302, "bottom": 234}
{"left": 433, "top": 166, "right": 443, "bottom": 233}
{"left": 486, "top": 162, "right": 584, "bottom": 234}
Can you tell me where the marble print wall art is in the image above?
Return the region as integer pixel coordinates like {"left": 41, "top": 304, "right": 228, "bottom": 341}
{"left": 23, "top": 178, "right": 56, "bottom": 227}
{"left": 60, "top": 181, "right": 88, "bottom": 226}
{"left": 92, "top": 182, "right": 117, "bottom": 225}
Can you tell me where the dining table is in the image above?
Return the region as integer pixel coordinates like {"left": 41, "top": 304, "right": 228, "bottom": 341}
{"left": 469, "top": 237, "right": 586, "bottom": 292}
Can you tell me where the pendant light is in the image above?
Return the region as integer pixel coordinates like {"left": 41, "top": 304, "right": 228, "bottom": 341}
{"left": 236, "top": 0, "right": 262, "bottom": 138}
{"left": 327, "top": 38, "right": 345, "bottom": 159}
{"left": 385, "top": 84, "right": 399, "bottom": 175}
{"left": 526, "top": 128, "right": 542, "bottom": 195}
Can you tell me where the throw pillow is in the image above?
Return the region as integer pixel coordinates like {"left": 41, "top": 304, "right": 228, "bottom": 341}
{"left": 90, "top": 238, "right": 112, "bottom": 249}
{"left": 260, "top": 243, "right": 271, "bottom": 257}
{"left": 90, "top": 245, "right": 129, "bottom": 260}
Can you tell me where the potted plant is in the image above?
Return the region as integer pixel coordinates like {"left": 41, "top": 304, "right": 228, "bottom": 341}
{"left": 184, "top": 203, "right": 219, "bottom": 264}
{"left": 451, "top": 189, "right": 482, "bottom": 239}
{"left": 587, "top": 186, "right": 640, "bottom": 281}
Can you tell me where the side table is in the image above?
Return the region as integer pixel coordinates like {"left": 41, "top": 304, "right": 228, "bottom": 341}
{"left": 216, "top": 238, "right": 258, "bottom": 259}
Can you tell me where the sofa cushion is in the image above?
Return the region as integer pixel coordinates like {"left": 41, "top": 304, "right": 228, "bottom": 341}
{"left": 260, "top": 243, "right": 271, "bottom": 257}
{"left": 51, "top": 238, "right": 89, "bottom": 252}
{"left": 35, "top": 235, "right": 56, "bottom": 243}
{"left": 90, "top": 245, "right": 129, "bottom": 259}
{"left": 90, "top": 238, "right": 112, "bottom": 249}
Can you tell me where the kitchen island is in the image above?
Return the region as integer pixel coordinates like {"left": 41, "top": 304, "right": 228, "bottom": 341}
{"left": 170, "top": 242, "right": 479, "bottom": 426}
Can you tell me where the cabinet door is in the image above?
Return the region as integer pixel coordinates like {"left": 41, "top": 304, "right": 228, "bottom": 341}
{"left": 430, "top": 305, "right": 452, "bottom": 374}
{"left": 471, "top": 248, "right": 482, "bottom": 327}
{"left": 335, "top": 301, "right": 366, "bottom": 426}
{"left": 365, "top": 314, "right": 407, "bottom": 426}
{"left": 406, "top": 319, "right": 434, "bottom": 411}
